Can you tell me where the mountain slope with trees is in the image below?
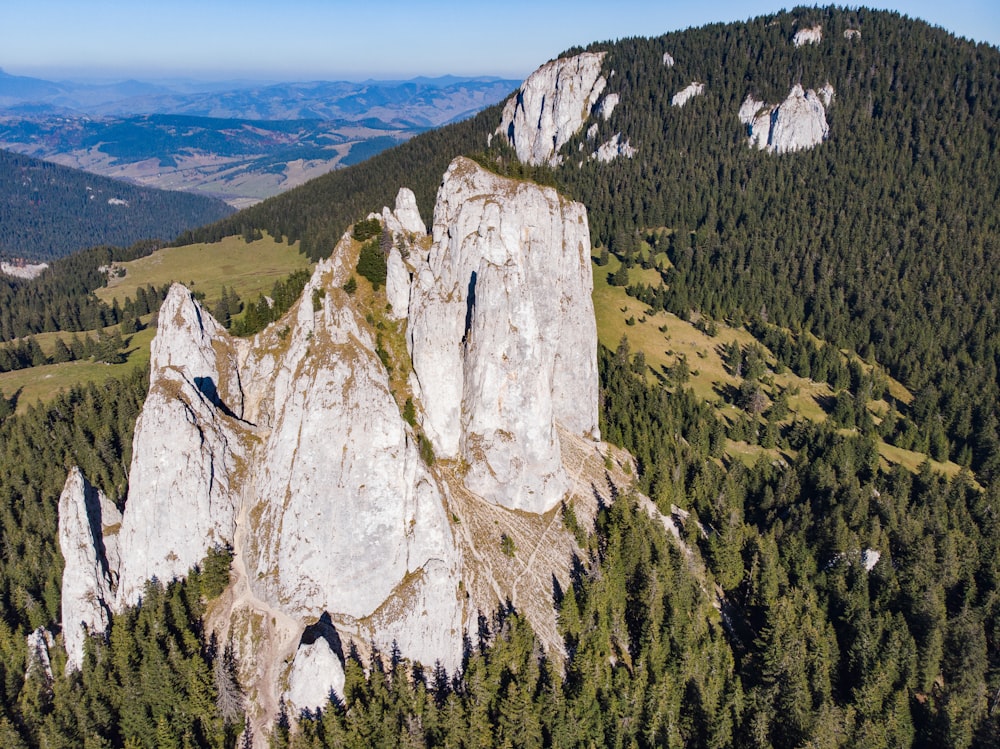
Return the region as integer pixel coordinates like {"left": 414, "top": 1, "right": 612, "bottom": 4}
{"left": 0, "top": 149, "right": 233, "bottom": 262}
{"left": 0, "top": 6, "right": 997, "bottom": 748}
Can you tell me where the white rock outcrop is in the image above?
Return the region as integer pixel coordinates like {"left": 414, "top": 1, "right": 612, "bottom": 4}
{"left": 738, "top": 95, "right": 766, "bottom": 126}
{"left": 58, "top": 467, "right": 121, "bottom": 671}
{"left": 740, "top": 84, "right": 832, "bottom": 153}
{"left": 844, "top": 28, "right": 861, "bottom": 40}
{"left": 495, "top": 52, "right": 608, "bottom": 166}
{"left": 284, "top": 618, "right": 346, "bottom": 713}
{"left": 1, "top": 261, "right": 48, "bottom": 279}
{"left": 662, "top": 52, "right": 675, "bottom": 67}
{"left": 26, "top": 628, "right": 54, "bottom": 683}
{"left": 593, "top": 133, "right": 637, "bottom": 162}
{"left": 243, "top": 290, "right": 462, "bottom": 648}
{"left": 598, "top": 93, "right": 619, "bottom": 121}
{"left": 380, "top": 187, "right": 427, "bottom": 320}
{"left": 408, "top": 157, "right": 599, "bottom": 512}
{"left": 819, "top": 82, "right": 835, "bottom": 107}
{"left": 671, "top": 82, "right": 705, "bottom": 108}
{"left": 381, "top": 187, "right": 426, "bottom": 238}
{"left": 115, "top": 286, "right": 246, "bottom": 608}
{"left": 59, "top": 157, "right": 612, "bottom": 743}
{"left": 793, "top": 25, "right": 823, "bottom": 47}
{"left": 385, "top": 247, "right": 411, "bottom": 319}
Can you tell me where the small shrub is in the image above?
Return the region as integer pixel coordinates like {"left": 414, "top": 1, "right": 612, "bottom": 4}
{"left": 500, "top": 534, "right": 516, "bottom": 557}
{"left": 311, "top": 287, "right": 326, "bottom": 312}
{"left": 352, "top": 217, "right": 382, "bottom": 242}
{"left": 343, "top": 276, "right": 358, "bottom": 295}
{"left": 356, "top": 239, "right": 387, "bottom": 289}
{"left": 402, "top": 398, "right": 417, "bottom": 427}
{"left": 419, "top": 433, "right": 435, "bottom": 465}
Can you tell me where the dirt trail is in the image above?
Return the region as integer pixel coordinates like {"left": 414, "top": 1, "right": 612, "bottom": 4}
{"left": 208, "top": 484, "right": 303, "bottom": 748}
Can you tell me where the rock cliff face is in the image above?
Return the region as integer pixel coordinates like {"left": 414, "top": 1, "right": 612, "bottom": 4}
{"left": 671, "top": 82, "right": 705, "bottom": 107}
{"left": 740, "top": 84, "right": 832, "bottom": 153}
{"left": 793, "top": 25, "right": 823, "bottom": 46}
{"left": 26, "top": 628, "right": 54, "bottom": 683}
{"left": 494, "top": 52, "right": 608, "bottom": 166}
{"left": 408, "top": 157, "right": 599, "bottom": 512}
{"left": 59, "top": 162, "right": 615, "bottom": 742}
{"left": 58, "top": 467, "right": 121, "bottom": 672}
{"left": 115, "top": 286, "right": 246, "bottom": 608}
{"left": 593, "top": 133, "right": 637, "bottom": 163}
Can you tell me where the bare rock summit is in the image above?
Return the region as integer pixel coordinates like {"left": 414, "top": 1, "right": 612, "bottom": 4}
{"left": 59, "top": 156, "right": 617, "bottom": 743}
{"left": 495, "top": 52, "right": 609, "bottom": 165}
{"left": 409, "top": 157, "right": 599, "bottom": 512}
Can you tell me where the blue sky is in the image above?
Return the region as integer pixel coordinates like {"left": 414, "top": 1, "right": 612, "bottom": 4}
{"left": 2, "top": 0, "right": 998, "bottom": 82}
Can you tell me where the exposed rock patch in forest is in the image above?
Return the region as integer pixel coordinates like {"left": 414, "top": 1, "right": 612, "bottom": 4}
{"left": 739, "top": 83, "right": 832, "bottom": 153}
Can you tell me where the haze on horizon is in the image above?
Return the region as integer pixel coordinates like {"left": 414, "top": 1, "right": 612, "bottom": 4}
{"left": 3, "top": 0, "right": 998, "bottom": 84}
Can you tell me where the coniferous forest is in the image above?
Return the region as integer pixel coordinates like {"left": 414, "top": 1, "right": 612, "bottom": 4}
{"left": 0, "top": 6, "right": 998, "bottom": 748}
{"left": 0, "top": 149, "right": 233, "bottom": 262}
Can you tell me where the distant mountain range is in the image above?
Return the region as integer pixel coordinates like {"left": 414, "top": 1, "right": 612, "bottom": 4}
{"left": 0, "top": 68, "right": 519, "bottom": 124}
{"left": 0, "top": 70, "right": 520, "bottom": 206}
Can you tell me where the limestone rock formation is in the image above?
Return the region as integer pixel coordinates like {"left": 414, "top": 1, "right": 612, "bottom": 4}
{"left": 284, "top": 617, "right": 346, "bottom": 713}
{"left": 662, "top": 52, "right": 675, "bottom": 67}
{"left": 593, "top": 133, "right": 637, "bottom": 162}
{"left": 408, "top": 157, "right": 599, "bottom": 512}
{"left": 58, "top": 467, "right": 121, "bottom": 671}
{"left": 671, "top": 82, "right": 705, "bottom": 107}
{"left": 819, "top": 82, "right": 835, "bottom": 107}
{"left": 385, "top": 247, "right": 411, "bottom": 319}
{"left": 494, "top": 52, "right": 607, "bottom": 166}
{"left": 381, "top": 186, "right": 426, "bottom": 238}
{"left": 793, "top": 25, "right": 823, "bottom": 46}
{"left": 740, "top": 84, "right": 832, "bottom": 153}
{"left": 115, "top": 286, "right": 246, "bottom": 608}
{"left": 26, "top": 628, "right": 54, "bottom": 683}
{"left": 380, "top": 187, "right": 427, "bottom": 320}
{"left": 598, "top": 93, "right": 619, "bottom": 121}
{"left": 242, "top": 279, "right": 462, "bottom": 658}
{"left": 844, "top": 28, "right": 861, "bottom": 40}
{"left": 59, "top": 156, "right": 616, "bottom": 743}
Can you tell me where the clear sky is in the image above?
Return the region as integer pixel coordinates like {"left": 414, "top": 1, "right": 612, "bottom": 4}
{"left": 2, "top": 0, "right": 998, "bottom": 83}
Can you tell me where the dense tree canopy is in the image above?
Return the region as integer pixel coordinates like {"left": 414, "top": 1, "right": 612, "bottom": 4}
{"left": 0, "top": 149, "right": 233, "bottom": 262}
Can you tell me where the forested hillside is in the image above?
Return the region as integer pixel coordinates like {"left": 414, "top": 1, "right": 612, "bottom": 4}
{"left": 187, "top": 6, "right": 1000, "bottom": 480}
{"left": 561, "top": 7, "right": 1000, "bottom": 485}
{"left": 0, "top": 149, "right": 233, "bottom": 261}
{"left": 0, "top": 6, "right": 997, "bottom": 748}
